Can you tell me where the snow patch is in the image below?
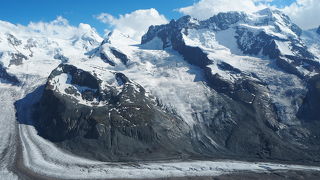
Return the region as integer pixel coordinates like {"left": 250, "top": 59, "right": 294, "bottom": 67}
{"left": 275, "top": 40, "right": 294, "bottom": 56}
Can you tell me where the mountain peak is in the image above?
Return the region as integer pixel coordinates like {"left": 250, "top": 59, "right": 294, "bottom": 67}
{"left": 256, "top": 8, "right": 282, "bottom": 16}
{"left": 72, "top": 23, "right": 103, "bottom": 47}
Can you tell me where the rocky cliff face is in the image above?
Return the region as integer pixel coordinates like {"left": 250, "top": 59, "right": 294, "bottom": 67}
{"left": 33, "top": 64, "right": 194, "bottom": 161}
{"left": 298, "top": 75, "right": 320, "bottom": 121}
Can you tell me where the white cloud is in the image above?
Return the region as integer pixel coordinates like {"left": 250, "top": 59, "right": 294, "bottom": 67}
{"left": 96, "top": 13, "right": 115, "bottom": 24}
{"left": 96, "top": 8, "right": 168, "bottom": 41}
{"left": 28, "top": 16, "right": 101, "bottom": 39}
{"left": 178, "top": 0, "right": 268, "bottom": 20}
{"left": 28, "top": 16, "right": 77, "bottom": 38}
{"left": 282, "top": 0, "right": 320, "bottom": 29}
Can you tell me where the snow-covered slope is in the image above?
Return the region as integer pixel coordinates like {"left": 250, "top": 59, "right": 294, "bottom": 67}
{"left": 301, "top": 27, "right": 320, "bottom": 60}
{"left": 1, "top": 8, "right": 320, "bottom": 179}
{"left": 0, "top": 18, "right": 102, "bottom": 82}
{"left": 142, "top": 8, "right": 320, "bottom": 125}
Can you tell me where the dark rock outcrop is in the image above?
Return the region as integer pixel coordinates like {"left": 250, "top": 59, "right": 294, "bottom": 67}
{"left": 235, "top": 29, "right": 280, "bottom": 58}
{"left": 100, "top": 51, "right": 116, "bottom": 66}
{"left": 9, "top": 52, "right": 28, "bottom": 66}
{"left": 99, "top": 47, "right": 130, "bottom": 66}
{"left": 0, "top": 64, "right": 20, "bottom": 84}
{"left": 33, "top": 64, "right": 193, "bottom": 161}
{"left": 298, "top": 75, "right": 320, "bottom": 121}
{"left": 7, "top": 34, "right": 22, "bottom": 46}
{"left": 110, "top": 48, "right": 130, "bottom": 65}
{"left": 54, "top": 53, "right": 69, "bottom": 63}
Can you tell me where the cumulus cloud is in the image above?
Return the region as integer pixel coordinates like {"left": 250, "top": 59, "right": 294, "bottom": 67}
{"left": 27, "top": 16, "right": 100, "bottom": 39}
{"left": 28, "top": 16, "right": 77, "bottom": 38}
{"left": 282, "top": 0, "right": 320, "bottom": 29}
{"left": 96, "top": 8, "right": 168, "bottom": 41}
{"left": 178, "top": 0, "right": 320, "bottom": 29}
{"left": 178, "top": 0, "right": 268, "bottom": 20}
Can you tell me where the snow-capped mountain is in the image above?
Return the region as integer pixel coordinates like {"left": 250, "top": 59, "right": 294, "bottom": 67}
{"left": 1, "top": 8, "right": 320, "bottom": 179}
{"left": 0, "top": 19, "right": 102, "bottom": 84}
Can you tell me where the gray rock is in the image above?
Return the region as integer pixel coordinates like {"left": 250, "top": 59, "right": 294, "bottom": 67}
{"left": 0, "top": 64, "right": 20, "bottom": 84}
{"left": 9, "top": 52, "right": 28, "bottom": 66}
{"left": 298, "top": 75, "right": 320, "bottom": 121}
{"left": 7, "top": 34, "right": 22, "bottom": 46}
{"left": 110, "top": 48, "right": 130, "bottom": 65}
{"left": 54, "top": 53, "right": 69, "bottom": 63}
{"left": 100, "top": 51, "right": 116, "bottom": 66}
{"left": 33, "top": 64, "right": 194, "bottom": 161}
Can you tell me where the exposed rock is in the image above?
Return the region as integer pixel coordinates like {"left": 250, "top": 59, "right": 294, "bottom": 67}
{"left": 298, "top": 75, "right": 320, "bottom": 121}
{"left": 110, "top": 48, "right": 130, "bottom": 65}
{"left": 33, "top": 64, "right": 193, "bottom": 161}
{"left": 24, "top": 38, "right": 37, "bottom": 57}
{"left": 100, "top": 51, "right": 116, "bottom": 66}
{"left": 9, "top": 52, "right": 28, "bottom": 66}
{"left": 7, "top": 34, "right": 22, "bottom": 46}
{"left": 54, "top": 53, "right": 69, "bottom": 63}
{"left": 275, "top": 57, "right": 304, "bottom": 78}
{"left": 0, "top": 64, "right": 20, "bottom": 84}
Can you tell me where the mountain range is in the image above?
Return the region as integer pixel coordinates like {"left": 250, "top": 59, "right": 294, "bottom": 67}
{"left": 1, "top": 8, "right": 320, "bottom": 179}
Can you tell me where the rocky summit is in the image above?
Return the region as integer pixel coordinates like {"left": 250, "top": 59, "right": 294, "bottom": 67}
{"left": 1, "top": 8, "right": 320, "bottom": 164}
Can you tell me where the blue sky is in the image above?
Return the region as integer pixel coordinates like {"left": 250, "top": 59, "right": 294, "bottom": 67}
{"left": 0, "top": 0, "right": 311, "bottom": 35}
{"left": 0, "top": 0, "right": 194, "bottom": 34}
{"left": 269, "top": 0, "right": 296, "bottom": 7}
